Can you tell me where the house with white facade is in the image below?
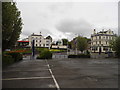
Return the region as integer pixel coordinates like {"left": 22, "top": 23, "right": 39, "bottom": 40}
{"left": 28, "top": 32, "right": 52, "bottom": 48}
{"left": 91, "top": 29, "right": 117, "bottom": 58}
{"left": 51, "top": 39, "right": 67, "bottom": 49}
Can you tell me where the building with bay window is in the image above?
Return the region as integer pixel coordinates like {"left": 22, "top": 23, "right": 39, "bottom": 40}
{"left": 91, "top": 29, "right": 117, "bottom": 58}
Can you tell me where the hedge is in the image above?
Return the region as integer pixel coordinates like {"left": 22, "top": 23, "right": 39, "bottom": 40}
{"left": 2, "top": 55, "right": 14, "bottom": 67}
{"left": 37, "top": 50, "right": 52, "bottom": 59}
{"left": 2, "top": 52, "right": 23, "bottom": 67}
{"left": 6, "top": 52, "right": 23, "bottom": 62}
{"left": 68, "top": 54, "right": 90, "bottom": 58}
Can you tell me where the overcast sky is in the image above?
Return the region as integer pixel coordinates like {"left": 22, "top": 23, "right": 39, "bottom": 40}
{"left": 16, "top": 1, "right": 118, "bottom": 41}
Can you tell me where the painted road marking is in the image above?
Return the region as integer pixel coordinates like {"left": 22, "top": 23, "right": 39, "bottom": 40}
{"left": 45, "top": 60, "right": 60, "bottom": 90}
{"left": 3, "top": 69, "right": 49, "bottom": 72}
{"left": 2, "top": 76, "right": 52, "bottom": 81}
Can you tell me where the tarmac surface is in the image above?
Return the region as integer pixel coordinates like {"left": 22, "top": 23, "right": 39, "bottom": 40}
{"left": 2, "top": 57, "right": 118, "bottom": 89}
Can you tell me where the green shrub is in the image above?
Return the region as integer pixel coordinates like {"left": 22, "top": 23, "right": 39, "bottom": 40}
{"left": 37, "top": 48, "right": 48, "bottom": 53}
{"left": 68, "top": 55, "right": 77, "bottom": 58}
{"left": 2, "top": 55, "right": 14, "bottom": 67}
{"left": 68, "top": 54, "right": 90, "bottom": 58}
{"left": 37, "top": 50, "right": 52, "bottom": 59}
{"left": 86, "top": 50, "right": 90, "bottom": 55}
{"left": 6, "top": 52, "right": 23, "bottom": 62}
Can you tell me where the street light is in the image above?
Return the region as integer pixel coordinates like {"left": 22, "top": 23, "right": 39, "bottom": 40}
{"left": 67, "top": 38, "right": 69, "bottom": 55}
{"left": 74, "top": 34, "right": 78, "bottom": 55}
{"left": 31, "top": 38, "right": 35, "bottom": 60}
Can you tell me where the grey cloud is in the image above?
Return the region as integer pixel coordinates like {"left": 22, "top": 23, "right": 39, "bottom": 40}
{"left": 22, "top": 30, "right": 31, "bottom": 36}
{"left": 40, "top": 28, "right": 53, "bottom": 36}
{"left": 56, "top": 19, "right": 93, "bottom": 37}
{"left": 21, "top": 28, "right": 53, "bottom": 40}
{"left": 48, "top": 2, "right": 73, "bottom": 13}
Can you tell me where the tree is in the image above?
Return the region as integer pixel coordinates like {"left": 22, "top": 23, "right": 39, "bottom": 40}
{"left": 110, "top": 36, "right": 120, "bottom": 58}
{"left": 68, "top": 41, "right": 72, "bottom": 49}
{"left": 2, "top": 2, "right": 23, "bottom": 51}
{"left": 76, "top": 36, "right": 88, "bottom": 53}
{"left": 62, "top": 38, "right": 68, "bottom": 45}
{"left": 71, "top": 37, "right": 77, "bottom": 50}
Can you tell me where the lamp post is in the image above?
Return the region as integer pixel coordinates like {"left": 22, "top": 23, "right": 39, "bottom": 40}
{"left": 31, "top": 39, "right": 35, "bottom": 60}
{"left": 74, "top": 34, "right": 78, "bottom": 55}
{"left": 67, "top": 39, "right": 68, "bottom": 55}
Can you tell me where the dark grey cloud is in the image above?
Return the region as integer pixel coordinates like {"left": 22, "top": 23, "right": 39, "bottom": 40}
{"left": 56, "top": 19, "right": 93, "bottom": 37}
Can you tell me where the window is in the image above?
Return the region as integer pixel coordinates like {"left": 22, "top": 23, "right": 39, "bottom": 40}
{"left": 106, "top": 36, "right": 108, "bottom": 39}
{"left": 103, "top": 46, "right": 108, "bottom": 51}
{"left": 92, "top": 46, "right": 97, "bottom": 51}
{"left": 36, "top": 40, "right": 37, "bottom": 42}
{"left": 43, "top": 44, "right": 45, "bottom": 47}
{"left": 99, "top": 41, "right": 101, "bottom": 44}
{"left": 46, "top": 44, "right": 49, "bottom": 46}
{"left": 40, "top": 40, "right": 41, "bottom": 42}
{"left": 106, "top": 41, "right": 107, "bottom": 45}
{"left": 99, "top": 36, "right": 101, "bottom": 39}
{"left": 32, "top": 37, "right": 34, "bottom": 39}
{"left": 39, "top": 44, "right": 41, "bottom": 46}
{"left": 36, "top": 44, "right": 37, "bottom": 46}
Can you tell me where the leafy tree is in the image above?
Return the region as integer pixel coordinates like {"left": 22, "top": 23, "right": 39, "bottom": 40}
{"left": 110, "top": 36, "right": 120, "bottom": 58}
{"left": 76, "top": 36, "right": 88, "bottom": 53}
{"left": 62, "top": 38, "right": 68, "bottom": 45}
{"left": 56, "top": 40, "right": 62, "bottom": 45}
{"left": 68, "top": 41, "right": 72, "bottom": 49}
{"left": 2, "top": 2, "right": 23, "bottom": 51}
{"left": 71, "top": 37, "right": 77, "bottom": 50}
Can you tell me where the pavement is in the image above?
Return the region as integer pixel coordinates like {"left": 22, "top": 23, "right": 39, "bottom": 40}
{"left": 2, "top": 56, "right": 118, "bottom": 89}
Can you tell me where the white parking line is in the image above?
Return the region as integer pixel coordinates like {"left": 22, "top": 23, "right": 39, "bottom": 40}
{"left": 45, "top": 59, "right": 60, "bottom": 90}
{"left": 3, "top": 69, "right": 49, "bottom": 72}
{"left": 2, "top": 76, "right": 52, "bottom": 81}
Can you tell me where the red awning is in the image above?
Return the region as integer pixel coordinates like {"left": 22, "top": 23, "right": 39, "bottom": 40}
{"left": 18, "top": 41, "right": 29, "bottom": 42}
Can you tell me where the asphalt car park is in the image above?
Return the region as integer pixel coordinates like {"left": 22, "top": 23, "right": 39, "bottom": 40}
{"left": 2, "top": 57, "right": 118, "bottom": 89}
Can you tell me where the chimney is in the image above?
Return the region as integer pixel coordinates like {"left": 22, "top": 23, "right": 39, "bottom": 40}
{"left": 93, "top": 29, "right": 96, "bottom": 34}
{"left": 102, "top": 29, "right": 104, "bottom": 32}
{"left": 40, "top": 32, "right": 41, "bottom": 35}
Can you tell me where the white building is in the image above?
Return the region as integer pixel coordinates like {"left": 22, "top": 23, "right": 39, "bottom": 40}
{"left": 91, "top": 29, "right": 116, "bottom": 53}
{"left": 51, "top": 39, "right": 67, "bottom": 49}
{"left": 28, "top": 32, "right": 52, "bottom": 48}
